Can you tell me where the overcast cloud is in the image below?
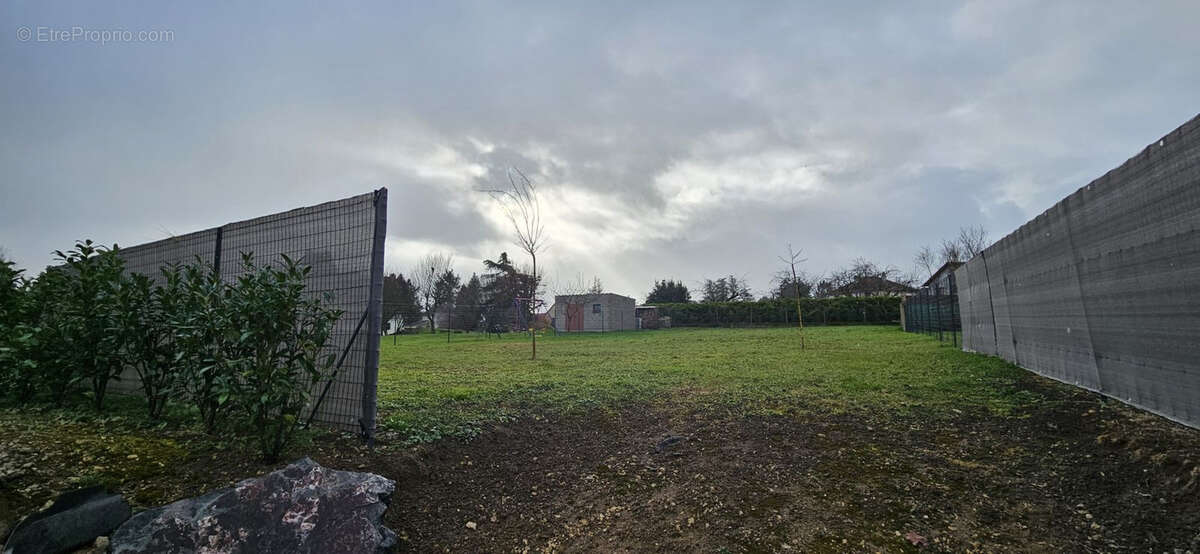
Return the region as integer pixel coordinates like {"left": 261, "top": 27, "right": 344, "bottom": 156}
{"left": 2, "top": 2, "right": 1198, "bottom": 299}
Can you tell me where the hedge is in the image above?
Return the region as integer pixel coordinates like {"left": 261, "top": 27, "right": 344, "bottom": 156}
{"left": 1, "top": 242, "right": 343, "bottom": 462}
{"left": 655, "top": 296, "right": 901, "bottom": 327}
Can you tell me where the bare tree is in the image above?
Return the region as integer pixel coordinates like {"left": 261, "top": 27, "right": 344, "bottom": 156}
{"left": 935, "top": 225, "right": 988, "bottom": 265}
{"left": 901, "top": 269, "right": 924, "bottom": 289}
{"left": 778, "top": 244, "right": 808, "bottom": 348}
{"left": 957, "top": 224, "right": 988, "bottom": 258}
{"left": 482, "top": 167, "right": 546, "bottom": 359}
{"left": 411, "top": 252, "right": 454, "bottom": 332}
{"left": 914, "top": 244, "right": 937, "bottom": 278}
{"left": 816, "top": 258, "right": 913, "bottom": 297}
{"left": 701, "top": 275, "right": 753, "bottom": 302}
{"left": 939, "top": 238, "right": 964, "bottom": 265}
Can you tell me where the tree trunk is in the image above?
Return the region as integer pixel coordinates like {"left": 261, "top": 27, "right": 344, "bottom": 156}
{"left": 530, "top": 255, "right": 537, "bottom": 360}
{"left": 791, "top": 266, "right": 805, "bottom": 349}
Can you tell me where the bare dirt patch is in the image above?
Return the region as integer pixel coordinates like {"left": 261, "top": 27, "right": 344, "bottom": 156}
{"left": 4, "top": 375, "right": 1198, "bottom": 553}
{"left": 346, "top": 382, "right": 1200, "bottom": 552}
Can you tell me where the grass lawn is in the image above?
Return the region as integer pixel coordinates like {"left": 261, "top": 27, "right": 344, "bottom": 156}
{"left": 376, "top": 326, "right": 1032, "bottom": 443}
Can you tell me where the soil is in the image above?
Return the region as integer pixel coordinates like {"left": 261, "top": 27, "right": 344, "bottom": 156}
{"left": 320, "top": 377, "right": 1199, "bottom": 553}
{"left": 4, "top": 374, "right": 1199, "bottom": 553}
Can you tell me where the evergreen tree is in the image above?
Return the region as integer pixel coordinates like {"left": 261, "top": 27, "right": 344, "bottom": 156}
{"left": 431, "top": 269, "right": 461, "bottom": 328}
{"left": 382, "top": 273, "right": 420, "bottom": 333}
{"left": 452, "top": 274, "right": 484, "bottom": 330}
{"left": 481, "top": 252, "right": 539, "bottom": 332}
{"left": 645, "top": 279, "right": 691, "bottom": 304}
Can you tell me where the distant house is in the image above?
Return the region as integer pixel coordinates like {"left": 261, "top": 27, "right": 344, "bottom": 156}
{"left": 922, "top": 261, "right": 964, "bottom": 296}
{"left": 551, "top": 293, "right": 636, "bottom": 332}
{"left": 385, "top": 314, "right": 406, "bottom": 334}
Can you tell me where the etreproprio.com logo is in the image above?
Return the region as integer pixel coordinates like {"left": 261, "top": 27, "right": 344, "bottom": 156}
{"left": 16, "top": 26, "right": 174, "bottom": 44}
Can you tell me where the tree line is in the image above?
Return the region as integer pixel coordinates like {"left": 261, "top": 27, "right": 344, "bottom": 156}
{"left": 382, "top": 225, "right": 992, "bottom": 333}
{"left": 383, "top": 251, "right": 540, "bottom": 334}
{"left": 644, "top": 226, "right": 990, "bottom": 305}
{"left": 644, "top": 259, "right": 916, "bottom": 305}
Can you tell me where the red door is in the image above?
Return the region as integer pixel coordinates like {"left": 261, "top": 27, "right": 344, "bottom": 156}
{"left": 566, "top": 303, "right": 583, "bottom": 331}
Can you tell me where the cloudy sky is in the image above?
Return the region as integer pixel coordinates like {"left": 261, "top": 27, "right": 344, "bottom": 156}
{"left": 2, "top": 2, "right": 1197, "bottom": 300}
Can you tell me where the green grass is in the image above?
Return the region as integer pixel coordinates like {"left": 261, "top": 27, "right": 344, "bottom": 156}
{"left": 376, "top": 326, "right": 1036, "bottom": 444}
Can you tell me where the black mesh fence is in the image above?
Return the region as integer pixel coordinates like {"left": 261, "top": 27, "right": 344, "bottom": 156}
{"left": 902, "top": 283, "right": 961, "bottom": 347}
{"left": 957, "top": 114, "right": 1200, "bottom": 429}
{"left": 111, "top": 189, "right": 387, "bottom": 437}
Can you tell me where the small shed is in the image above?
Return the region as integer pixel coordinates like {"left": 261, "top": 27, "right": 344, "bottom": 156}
{"left": 551, "top": 293, "right": 636, "bottom": 332}
{"left": 635, "top": 305, "right": 660, "bottom": 329}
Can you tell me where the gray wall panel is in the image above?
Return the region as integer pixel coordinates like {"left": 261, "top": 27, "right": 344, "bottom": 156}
{"left": 958, "top": 115, "right": 1200, "bottom": 428}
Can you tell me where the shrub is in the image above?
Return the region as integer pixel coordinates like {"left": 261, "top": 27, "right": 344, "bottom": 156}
{"left": 0, "top": 259, "right": 38, "bottom": 400}
{"left": 0, "top": 258, "right": 23, "bottom": 321}
{"left": 172, "top": 260, "right": 234, "bottom": 432}
{"left": 53, "top": 241, "right": 128, "bottom": 410}
{"left": 222, "top": 253, "right": 341, "bottom": 462}
{"left": 3, "top": 242, "right": 344, "bottom": 462}
{"left": 21, "top": 266, "right": 75, "bottom": 402}
{"left": 115, "top": 270, "right": 178, "bottom": 419}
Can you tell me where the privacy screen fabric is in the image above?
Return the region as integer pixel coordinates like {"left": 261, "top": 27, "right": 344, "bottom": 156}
{"left": 957, "top": 116, "right": 1200, "bottom": 428}
{"left": 113, "top": 189, "right": 387, "bottom": 436}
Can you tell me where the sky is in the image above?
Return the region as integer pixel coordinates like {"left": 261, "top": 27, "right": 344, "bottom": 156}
{"left": 2, "top": 2, "right": 1198, "bottom": 301}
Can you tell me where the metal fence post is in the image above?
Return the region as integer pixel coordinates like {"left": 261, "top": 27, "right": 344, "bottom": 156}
{"left": 360, "top": 188, "right": 387, "bottom": 445}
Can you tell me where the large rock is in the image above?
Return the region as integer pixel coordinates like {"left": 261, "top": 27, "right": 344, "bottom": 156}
{"left": 2, "top": 486, "right": 130, "bottom": 554}
{"left": 110, "top": 458, "right": 395, "bottom": 553}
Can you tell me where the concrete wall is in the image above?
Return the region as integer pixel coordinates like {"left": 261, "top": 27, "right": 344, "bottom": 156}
{"left": 957, "top": 114, "right": 1200, "bottom": 428}
{"left": 552, "top": 293, "right": 637, "bottom": 332}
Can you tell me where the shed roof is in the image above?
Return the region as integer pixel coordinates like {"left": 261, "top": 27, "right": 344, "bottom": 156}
{"left": 921, "top": 261, "right": 964, "bottom": 288}
{"left": 555, "top": 292, "right": 636, "bottom": 302}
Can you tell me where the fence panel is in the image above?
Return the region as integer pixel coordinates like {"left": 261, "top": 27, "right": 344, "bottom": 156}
{"left": 119, "top": 229, "right": 220, "bottom": 280}
{"left": 111, "top": 189, "right": 387, "bottom": 437}
{"left": 902, "top": 284, "right": 961, "bottom": 346}
{"left": 959, "top": 251, "right": 996, "bottom": 355}
{"left": 956, "top": 115, "right": 1200, "bottom": 428}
